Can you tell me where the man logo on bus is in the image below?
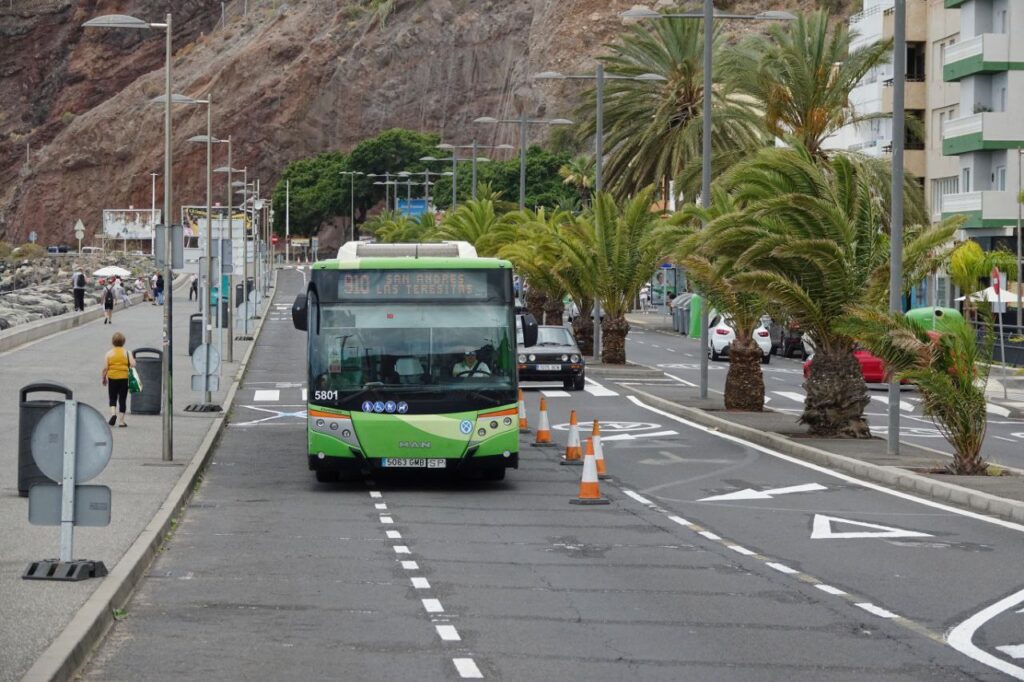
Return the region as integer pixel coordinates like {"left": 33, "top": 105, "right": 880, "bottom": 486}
{"left": 374, "top": 401, "right": 386, "bottom": 413}
{"left": 459, "top": 420, "right": 473, "bottom": 435}
{"left": 362, "top": 401, "right": 374, "bottom": 413}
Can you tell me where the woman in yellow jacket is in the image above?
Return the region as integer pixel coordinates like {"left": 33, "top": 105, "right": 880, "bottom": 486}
{"left": 101, "top": 331, "right": 136, "bottom": 427}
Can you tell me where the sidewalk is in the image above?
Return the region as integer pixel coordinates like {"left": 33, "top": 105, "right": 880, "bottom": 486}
{"left": 623, "top": 312, "right": 1024, "bottom": 525}
{"left": 0, "top": 275, "right": 276, "bottom": 681}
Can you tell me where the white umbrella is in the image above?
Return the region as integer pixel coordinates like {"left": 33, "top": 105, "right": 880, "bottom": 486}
{"left": 954, "top": 285, "right": 1020, "bottom": 306}
{"left": 92, "top": 265, "right": 132, "bottom": 279}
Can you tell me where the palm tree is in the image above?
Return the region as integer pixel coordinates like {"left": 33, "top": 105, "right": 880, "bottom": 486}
{"left": 660, "top": 189, "right": 768, "bottom": 410}
{"left": 703, "top": 144, "right": 958, "bottom": 437}
{"left": 558, "top": 188, "right": 662, "bottom": 364}
{"left": 497, "top": 209, "right": 572, "bottom": 326}
{"left": 837, "top": 307, "right": 992, "bottom": 474}
{"left": 433, "top": 199, "right": 502, "bottom": 252}
{"left": 558, "top": 155, "right": 595, "bottom": 208}
{"left": 948, "top": 240, "right": 1019, "bottom": 320}
{"left": 581, "top": 16, "right": 763, "bottom": 200}
{"left": 726, "top": 9, "right": 892, "bottom": 159}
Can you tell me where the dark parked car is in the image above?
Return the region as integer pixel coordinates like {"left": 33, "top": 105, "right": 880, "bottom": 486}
{"left": 517, "top": 325, "right": 585, "bottom": 390}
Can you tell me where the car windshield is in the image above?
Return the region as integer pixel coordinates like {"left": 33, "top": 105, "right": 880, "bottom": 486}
{"left": 516, "top": 326, "right": 574, "bottom": 347}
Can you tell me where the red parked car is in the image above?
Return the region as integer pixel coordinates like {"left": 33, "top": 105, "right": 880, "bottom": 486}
{"left": 803, "top": 348, "right": 891, "bottom": 383}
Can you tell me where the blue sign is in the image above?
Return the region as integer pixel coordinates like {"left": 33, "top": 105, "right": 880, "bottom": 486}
{"left": 459, "top": 419, "right": 473, "bottom": 435}
{"left": 385, "top": 401, "right": 397, "bottom": 414}
{"left": 373, "top": 401, "right": 385, "bottom": 413}
{"left": 397, "top": 198, "right": 429, "bottom": 217}
{"left": 397, "top": 402, "right": 409, "bottom": 414}
{"left": 362, "top": 401, "right": 374, "bottom": 413}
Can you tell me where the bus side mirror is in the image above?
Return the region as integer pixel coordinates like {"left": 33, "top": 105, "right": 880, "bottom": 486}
{"left": 520, "top": 314, "right": 538, "bottom": 347}
{"left": 292, "top": 293, "right": 308, "bottom": 331}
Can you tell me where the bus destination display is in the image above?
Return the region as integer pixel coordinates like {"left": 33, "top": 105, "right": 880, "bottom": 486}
{"left": 339, "top": 270, "right": 496, "bottom": 300}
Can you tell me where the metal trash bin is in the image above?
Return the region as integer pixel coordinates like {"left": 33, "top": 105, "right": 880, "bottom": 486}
{"left": 18, "top": 383, "right": 72, "bottom": 497}
{"left": 218, "top": 299, "right": 229, "bottom": 328}
{"left": 679, "top": 303, "right": 690, "bottom": 336}
{"left": 671, "top": 307, "right": 681, "bottom": 331}
{"left": 235, "top": 283, "right": 245, "bottom": 307}
{"left": 130, "top": 347, "right": 163, "bottom": 415}
{"left": 189, "top": 313, "right": 203, "bottom": 356}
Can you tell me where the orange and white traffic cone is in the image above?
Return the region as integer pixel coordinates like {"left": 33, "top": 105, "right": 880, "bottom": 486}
{"left": 570, "top": 445, "right": 610, "bottom": 505}
{"left": 532, "top": 396, "right": 555, "bottom": 447}
{"left": 518, "top": 389, "right": 530, "bottom": 433}
{"left": 592, "top": 420, "right": 608, "bottom": 479}
{"left": 560, "top": 409, "right": 582, "bottom": 465}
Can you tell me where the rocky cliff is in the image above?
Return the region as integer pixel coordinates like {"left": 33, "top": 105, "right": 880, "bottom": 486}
{"left": 1, "top": 0, "right": 830, "bottom": 246}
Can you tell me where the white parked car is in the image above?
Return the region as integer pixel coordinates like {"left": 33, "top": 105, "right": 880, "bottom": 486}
{"left": 707, "top": 313, "right": 772, "bottom": 364}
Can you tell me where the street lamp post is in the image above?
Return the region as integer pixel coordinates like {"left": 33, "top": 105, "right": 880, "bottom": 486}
{"left": 438, "top": 142, "right": 514, "bottom": 199}
{"left": 624, "top": 3, "right": 794, "bottom": 398}
{"left": 150, "top": 171, "right": 159, "bottom": 256}
{"left": 233, "top": 173, "right": 254, "bottom": 339}
{"left": 473, "top": 116, "right": 573, "bottom": 209}
{"left": 535, "top": 67, "right": 665, "bottom": 361}
{"left": 84, "top": 11, "right": 176, "bottom": 461}
{"left": 887, "top": 0, "right": 906, "bottom": 454}
{"left": 367, "top": 172, "right": 393, "bottom": 210}
{"left": 339, "top": 171, "right": 364, "bottom": 243}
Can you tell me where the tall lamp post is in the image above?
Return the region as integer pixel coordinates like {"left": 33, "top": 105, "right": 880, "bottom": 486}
{"left": 150, "top": 171, "right": 160, "bottom": 256}
{"left": 535, "top": 66, "right": 666, "bottom": 361}
{"left": 183, "top": 95, "right": 219, "bottom": 409}
{"left": 339, "top": 170, "right": 364, "bottom": 243}
{"left": 473, "top": 115, "right": 573, "bottom": 209}
{"left": 233, "top": 174, "right": 254, "bottom": 339}
{"left": 367, "top": 172, "right": 393, "bottom": 210}
{"left": 84, "top": 12, "right": 176, "bottom": 461}
{"left": 437, "top": 142, "right": 514, "bottom": 199}
{"left": 887, "top": 0, "right": 906, "bottom": 454}
{"left": 623, "top": 4, "right": 795, "bottom": 399}
{"left": 420, "top": 154, "right": 491, "bottom": 209}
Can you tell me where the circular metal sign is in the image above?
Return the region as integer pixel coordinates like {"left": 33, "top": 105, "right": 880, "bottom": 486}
{"left": 31, "top": 403, "right": 113, "bottom": 483}
{"left": 74, "top": 229, "right": 85, "bottom": 240}
{"left": 191, "top": 343, "right": 221, "bottom": 375}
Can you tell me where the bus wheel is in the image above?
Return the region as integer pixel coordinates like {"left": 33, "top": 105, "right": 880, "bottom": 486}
{"left": 482, "top": 465, "right": 506, "bottom": 481}
{"left": 315, "top": 469, "right": 339, "bottom": 483}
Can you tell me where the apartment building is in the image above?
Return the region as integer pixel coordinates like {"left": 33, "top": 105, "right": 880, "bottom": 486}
{"left": 939, "top": 0, "right": 1023, "bottom": 260}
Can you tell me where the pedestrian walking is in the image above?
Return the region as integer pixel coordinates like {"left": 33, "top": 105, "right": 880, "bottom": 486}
{"left": 150, "top": 273, "right": 158, "bottom": 305}
{"left": 71, "top": 267, "right": 87, "bottom": 312}
{"left": 155, "top": 273, "right": 165, "bottom": 305}
{"left": 102, "top": 281, "right": 115, "bottom": 324}
{"left": 101, "top": 331, "right": 135, "bottom": 428}
{"left": 639, "top": 285, "right": 651, "bottom": 313}
{"left": 189, "top": 273, "right": 198, "bottom": 301}
{"left": 114, "top": 277, "right": 131, "bottom": 308}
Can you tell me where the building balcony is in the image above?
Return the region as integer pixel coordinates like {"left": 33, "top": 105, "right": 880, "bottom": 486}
{"left": 941, "top": 191, "right": 1021, "bottom": 229}
{"left": 943, "top": 0, "right": 966, "bottom": 7}
{"left": 880, "top": 143, "right": 926, "bottom": 178}
{"left": 882, "top": 3, "right": 926, "bottom": 43}
{"left": 880, "top": 78, "right": 926, "bottom": 113}
{"left": 943, "top": 112, "right": 1024, "bottom": 155}
{"left": 943, "top": 33, "right": 1024, "bottom": 81}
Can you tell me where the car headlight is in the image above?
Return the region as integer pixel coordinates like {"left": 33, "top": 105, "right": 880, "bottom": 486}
{"left": 518, "top": 354, "right": 526, "bottom": 363}
{"left": 570, "top": 354, "right": 579, "bottom": 363}
{"left": 528, "top": 354, "right": 536, "bottom": 361}
{"left": 561, "top": 354, "right": 568, "bottom": 361}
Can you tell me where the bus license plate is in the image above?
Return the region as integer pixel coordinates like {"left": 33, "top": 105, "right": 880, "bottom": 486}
{"left": 536, "top": 364, "right": 561, "bottom": 371}
{"left": 382, "top": 458, "right": 447, "bottom": 469}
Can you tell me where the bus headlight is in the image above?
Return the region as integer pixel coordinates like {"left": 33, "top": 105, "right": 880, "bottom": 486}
{"left": 571, "top": 354, "right": 580, "bottom": 363}
{"left": 518, "top": 354, "right": 526, "bottom": 363}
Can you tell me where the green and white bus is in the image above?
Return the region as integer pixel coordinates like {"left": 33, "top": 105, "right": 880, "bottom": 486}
{"left": 292, "top": 241, "right": 536, "bottom": 482}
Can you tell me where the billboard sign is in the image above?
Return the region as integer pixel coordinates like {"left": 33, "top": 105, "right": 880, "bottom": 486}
{"left": 102, "top": 208, "right": 161, "bottom": 241}
{"left": 397, "top": 198, "right": 429, "bottom": 217}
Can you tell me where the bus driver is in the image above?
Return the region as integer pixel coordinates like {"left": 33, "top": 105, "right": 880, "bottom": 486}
{"left": 452, "top": 349, "right": 491, "bottom": 378}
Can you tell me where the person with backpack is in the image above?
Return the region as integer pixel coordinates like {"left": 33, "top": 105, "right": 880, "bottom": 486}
{"left": 71, "top": 268, "right": 87, "bottom": 312}
{"left": 102, "top": 281, "right": 116, "bottom": 324}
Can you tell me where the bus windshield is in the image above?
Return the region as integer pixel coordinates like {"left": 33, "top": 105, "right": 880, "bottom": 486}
{"left": 311, "top": 302, "right": 514, "bottom": 411}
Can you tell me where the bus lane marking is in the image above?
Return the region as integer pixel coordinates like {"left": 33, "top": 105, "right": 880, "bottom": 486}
{"left": 422, "top": 598, "right": 444, "bottom": 613}
{"left": 453, "top": 658, "right": 483, "bottom": 678}
{"left": 411, "top": 577, "right": 431, "bottom": 589}
{"left": 380, "top": 516, "right": 394, "bottom": 524}
{"left": 386, "top": 530, "right": 402, "bottom": 539}
{"left": 437, "top": 625, "right": 461, "bottom": 641}
{"left": 394, "top": 546, "right": 411, "bottom": 555}
{"left": 400, "top": 561, "right": 419, "bottom": 570}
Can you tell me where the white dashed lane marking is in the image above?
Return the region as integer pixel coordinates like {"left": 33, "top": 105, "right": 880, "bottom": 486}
{"left": 400, "top": 560, "right": 419, "bottom": 570}
{"left": 437, "top": 625, "right": 461, "bottom": 641}
{"left": 411, "top": 577, "right": 431, "bottom": 589}
{"left": 422, "top": 598, "right": 444, "bottom": 613}
{"left": 453, "top": 658, "right": 483, "bottom": 679}
{"left": 856, "top": 603, "right": 899, "bottom": 619}
{"left": 386, "top": 530, "right": 402, "bottom": 539}
{"left": 253, "top": 389, "right": 280, "bottom": 401}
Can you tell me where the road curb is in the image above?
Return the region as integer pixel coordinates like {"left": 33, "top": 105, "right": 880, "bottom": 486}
{"left": 22, "top": 272, "right": 278, "bottom": 682}
{"left": 627, "top": 386, "right": 1024, "bottom": 526}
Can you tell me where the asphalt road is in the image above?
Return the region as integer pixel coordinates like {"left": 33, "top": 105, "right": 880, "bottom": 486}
{"left": 79, "top": 271, "right": 1024, "bottom": 680}
{"left": 625, "top": 325, "right": 1024, "bottom": 471}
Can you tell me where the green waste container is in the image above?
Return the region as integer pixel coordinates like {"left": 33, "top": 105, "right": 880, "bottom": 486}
{"left": 905, "top": 307, "right": 964, "bottom": 334}
{"left": 688, "top": 295, "right": 703, "bottom": 338}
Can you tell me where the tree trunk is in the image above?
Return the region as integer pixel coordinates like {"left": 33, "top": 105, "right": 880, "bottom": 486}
{"left": 801, "top": 346, "right": 871, "bottom": 438}
{"left": 601, "top": 315, "right": 630, "bottom": 364}
{"left": 543, "top": 296, "right": 564, "bottom": 327}
{"left": 724, "top": 339, "right": 764, "bottom": 411}
{"left": 572, "top": 304, "right": 594, "bottom": 355}
{"left": 525, "top": 288, "right": 546, "bottom": 324}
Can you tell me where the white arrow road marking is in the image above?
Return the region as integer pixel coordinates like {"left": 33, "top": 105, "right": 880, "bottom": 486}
{"left": 584, "top": 379, "right": 619, "bottom": 397}
{"left": 987, "top": 403, "right": 1012, "bottom": 418}
{"left": 810, "top": 514, "right": 932, "bottom": 540}
{"left": 700, "top": 483, "right": 827, "bottom": 502}
{"left": 772, "top": 391, "right": 806, "bottom": 404}
{"left": 949, "top": 588, "right": 1024, "bottom": 679}
{"left": 998, "top": 645, "right": 1024, "bottom": 659}
{"left": 602, "top": 430, "right": 679, "bottom": 442}
{"left": 870, "top": 395, "right": 915, "bottom": 412}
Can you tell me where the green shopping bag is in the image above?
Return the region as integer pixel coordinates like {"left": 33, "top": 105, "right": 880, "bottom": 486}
{"left": 128, "top": 367, "right": 143, "bottom": 393}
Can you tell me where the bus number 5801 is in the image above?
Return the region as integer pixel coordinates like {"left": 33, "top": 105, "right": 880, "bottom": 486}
{"left": 313, "top": 390, "right": 338, "bottom": 402}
